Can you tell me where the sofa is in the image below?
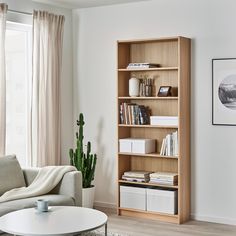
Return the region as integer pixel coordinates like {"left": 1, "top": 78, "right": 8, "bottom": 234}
{"left": 0, "top": 155, "right": 82, "bottom": 218}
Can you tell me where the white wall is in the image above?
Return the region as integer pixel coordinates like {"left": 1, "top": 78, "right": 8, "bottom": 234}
{"left": 3, "top": 0, "right": 73, "bottom": 165}
{"left": 73, "top": 0, "right": 236, "bottom": 225}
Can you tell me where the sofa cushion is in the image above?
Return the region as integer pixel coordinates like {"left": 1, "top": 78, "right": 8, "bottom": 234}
{"left": 0, "top": 194, "right": 75, "bottom": 217}
{"left": 0, "top": 155, "right": 26, "bottom": 196}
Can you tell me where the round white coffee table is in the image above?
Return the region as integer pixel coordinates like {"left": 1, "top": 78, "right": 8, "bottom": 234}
{"left": 0, "top": 206, "right": 108, "bottom": 235}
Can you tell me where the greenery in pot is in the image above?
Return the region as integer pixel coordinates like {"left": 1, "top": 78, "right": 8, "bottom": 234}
{"left": 69, "top": 113, "right": 97, "bottom": 188}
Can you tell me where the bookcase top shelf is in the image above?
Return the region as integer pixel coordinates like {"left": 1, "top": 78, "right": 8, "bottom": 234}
{"left": 118, "top": 124, "right": 178, "bottom": 129}
{"left": 118, "top": 152, "right": 179, "bottom": 159}
{"left": 118, "top": 97, "right": 178, "bottom": 100}
{"left": 117, "top": 36, "right": 183, "bottom": 44}
{"left": 119, "top": 180, "right": 178, "bottom": 189}
{"left": 118, "top": 67, "right": 178, "bottom": 72}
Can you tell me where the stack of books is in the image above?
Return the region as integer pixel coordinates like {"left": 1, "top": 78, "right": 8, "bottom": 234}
{"left": 122, "top": 171, "right": 152, "bottom": 183}
{"left": 160, "top": 131, "right": 178, "bottom": 156}
{"left": 149, "top": 172, "right": 178, "bottom": 186}
{"left": 127, "top": 62, "right": 160, "bottom": 69}
{"left": 120, "top": 103, "right": 150, "bottom": 125}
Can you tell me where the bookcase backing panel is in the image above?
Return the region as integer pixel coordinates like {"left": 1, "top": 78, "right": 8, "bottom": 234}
{"left": 131, "top": 156, "right": 178, "bottom": 173}
{"left": 118, "top": 155, "right": 131, "bottom": 179}
{"left": 130, "top": 128, "right": 178, "bottom": 153}
{"left": 130, "top": 41, "right": 178, "bottom": 67}
{"left": 118, "top": 43, "right": 130, "bottom": 68}
{"left": 134, "top": 100, "right": 178, "bottom": 116}
{"left": 118, "top": 127, "right": 131, "bottom": 139}
{"left": 118, "top": 72, "right": 130, "bottom": 96}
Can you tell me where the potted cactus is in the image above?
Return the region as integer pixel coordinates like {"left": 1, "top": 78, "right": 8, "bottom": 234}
{"left": 69, "top": 113, "right": 97, "bottom": 208}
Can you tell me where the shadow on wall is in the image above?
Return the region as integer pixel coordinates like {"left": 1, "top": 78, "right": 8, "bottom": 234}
{"left": 95, "top": 118, "right": 114, "bottom": 200}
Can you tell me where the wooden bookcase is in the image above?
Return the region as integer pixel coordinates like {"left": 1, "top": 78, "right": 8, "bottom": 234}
{"left": 116, "top": 37, "right": 191, "bottom": 224}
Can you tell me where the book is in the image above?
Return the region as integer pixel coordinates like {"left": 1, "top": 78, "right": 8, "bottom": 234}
{"left": 127, "top": 62, "right": 161, "bottom": 69}
{"left": 123, "top": 170, "right": 152, "bottom": 178}
{"left": 160, "top": 131, "right": 178, "bottom": 156}
{"left": 119, "top": 103, "right": 150, "bottom": 125}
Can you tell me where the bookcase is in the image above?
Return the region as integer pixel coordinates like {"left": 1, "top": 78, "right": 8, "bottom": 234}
{"left": 116, "top": 37, "right": 191, "bottom": 224}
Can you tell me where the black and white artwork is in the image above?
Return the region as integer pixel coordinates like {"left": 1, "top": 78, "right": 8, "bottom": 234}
{"left": 212, "top": 58, "right": 236, "bottom": 125}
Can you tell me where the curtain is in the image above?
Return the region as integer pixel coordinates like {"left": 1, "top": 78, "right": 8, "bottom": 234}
{"left": 0, "top": 4, "right": 7, "bottom": 156}
{"left": 30, "top": 11, "right": 65, "bottom": 166}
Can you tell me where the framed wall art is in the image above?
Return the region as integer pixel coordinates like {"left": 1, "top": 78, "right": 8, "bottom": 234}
{"left": 212, "top": 58, "right": 236, "bottom": 125}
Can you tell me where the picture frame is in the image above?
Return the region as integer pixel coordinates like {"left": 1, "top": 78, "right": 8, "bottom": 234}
{"left": 157, "top": 86, "right": 172, "bottom": 97}
{"left": 212, "top": 58, "right": 236, "bottom": 126}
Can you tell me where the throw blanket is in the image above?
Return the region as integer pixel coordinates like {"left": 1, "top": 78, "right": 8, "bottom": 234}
{"left": 0, "top": 166, "right": 76, "bottom": 203}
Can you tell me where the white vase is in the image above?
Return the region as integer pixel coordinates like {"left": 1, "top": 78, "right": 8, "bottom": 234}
{"left": 129, "top": 77, "right": 139, "bottom": 97}
{"left": 82, "top": 186, "right": 95, "bottom": 208}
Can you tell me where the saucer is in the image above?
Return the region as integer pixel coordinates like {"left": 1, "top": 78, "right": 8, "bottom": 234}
{"left": 35, "top": 206, "right": 52, "bottom": 212}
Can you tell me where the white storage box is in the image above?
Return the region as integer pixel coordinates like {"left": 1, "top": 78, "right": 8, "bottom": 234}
{"left": 132, "top": 139, "right": 156, "bottom": 154}
{"left": 150, "top": 116, "right": 178, "bottom": 126}
{"left": 119, "top": 138, "right": 156, "bottom": 154}
{"left": 119, "top": 138, "right": 133, "bottom": 152}
{"left": 147, "top": 188, "right": 177, "bottom": 214}
{"left": 120, "top": 186, "right": 146, "bottom": 210}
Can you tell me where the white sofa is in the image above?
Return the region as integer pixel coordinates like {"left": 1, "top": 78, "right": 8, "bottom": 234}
{"left": 0, "top": 155, "right": 82, "bottom": 217}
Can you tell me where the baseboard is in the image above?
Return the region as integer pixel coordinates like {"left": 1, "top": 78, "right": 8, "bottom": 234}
{"left": 191, "top": 213, "right": 236, "bottom": 226}
{"left": 94, "top": 202, "right": 236, "bottom": 226}
{"left": 94, "top": 201, "right": 116, "bottom": 209}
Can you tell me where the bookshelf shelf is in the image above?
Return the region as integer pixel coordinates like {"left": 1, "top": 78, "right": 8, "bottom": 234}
{"left": 118, "top": 152, "right": 179, "bottom": 159}
{"left": 118, "top": 180, "right": 178, "bottom": 189}
{"left": 118, "top": 67, "right": 178, "bottom": 72}
{"left": 118, "top": 124, "right": 178, "bottom": 129}
{"left": 118, "top": 207, "right": 179, "bottom": 223}
{"left": 117, "top": 37, "right": 191, "bottom": 224}
{"left": 118, "top": 96, "right": 178, "bottom": 100}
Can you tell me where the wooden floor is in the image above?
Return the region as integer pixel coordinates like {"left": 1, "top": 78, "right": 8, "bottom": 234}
{"left": 96, "top": 207, "right": 236, "bottom": 236}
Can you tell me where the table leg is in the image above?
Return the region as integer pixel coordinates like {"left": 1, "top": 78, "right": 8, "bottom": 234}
{"left": 105, "top": 222, "right": 107, "bottom": 236}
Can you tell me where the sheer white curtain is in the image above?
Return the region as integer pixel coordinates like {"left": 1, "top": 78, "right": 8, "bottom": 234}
{"left": 30, "top": 11, "right": 65, "bottom": 166}
{"left": 0, "top": 4, "right": 7, "bottom": 156}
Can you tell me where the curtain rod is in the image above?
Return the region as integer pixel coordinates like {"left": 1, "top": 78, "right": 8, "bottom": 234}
{"left": 8, "top": 9, "right": 33, "bottom": 16}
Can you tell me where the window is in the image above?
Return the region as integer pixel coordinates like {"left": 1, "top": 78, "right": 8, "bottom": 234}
{"left": 5, "top": 22, "right": 32, "bottom": 167}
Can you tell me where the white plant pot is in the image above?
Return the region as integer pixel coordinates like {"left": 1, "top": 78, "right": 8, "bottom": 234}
{"left": 82, "top": 186, "right": 95, "bottom": 208}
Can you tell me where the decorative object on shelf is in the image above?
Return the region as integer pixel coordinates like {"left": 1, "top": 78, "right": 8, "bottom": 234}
{"left": 212, "top": 58, "right": 236, "bottom": 126}
{"left": 127, "top": 62, "right": 160, "bottom": 69}
{"left": 139, "top": 76, "right": 153, "bottom": 97}
{"left": 157, "top": 86, "right": 172, "bottom": 97}
{"left": 69, "top": 113, "right": 97, "bottom": 208}
{"left": 129, "top": 77, "right": 139, "bottom": 97}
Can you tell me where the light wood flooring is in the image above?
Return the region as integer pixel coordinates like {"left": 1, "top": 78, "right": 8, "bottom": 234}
{"left": 96, "top": 207, "right": 236, "bottom": 236}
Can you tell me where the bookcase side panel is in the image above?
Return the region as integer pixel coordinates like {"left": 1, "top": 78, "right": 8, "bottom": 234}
{"left": 178, "top": 37, "right": 191, "bottom": 223}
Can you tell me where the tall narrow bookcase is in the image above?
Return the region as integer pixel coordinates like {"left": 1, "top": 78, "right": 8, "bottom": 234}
{"left": 117, "top": 37, "right": 191, "bottom": 224}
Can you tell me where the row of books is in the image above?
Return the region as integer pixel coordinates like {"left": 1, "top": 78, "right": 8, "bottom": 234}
{"left": 160, "top": 131, "right": 178, "bottom": 156}
{"left": 120, "top": 103, "right": 150, "bottom": 125}
{"left": 126, "top": 62, "right": 161, "bottom": 69}
{"left": 122, "top": 171, "right": 178, "bottom": 186}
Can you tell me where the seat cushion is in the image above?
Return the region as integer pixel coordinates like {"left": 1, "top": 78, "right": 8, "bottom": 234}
{"left": 0, "top": 155, "right": 26, "bottom": 196}
{"left": 0, "top": 194, "right": 75, "bottom": 217}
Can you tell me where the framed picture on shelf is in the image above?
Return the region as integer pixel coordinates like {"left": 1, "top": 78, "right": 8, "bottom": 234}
{"left": 157, "top": 86, "right": 172, "bottom": 97}
{"left": 212, "top": 58, "right": 236, "bottom": 125}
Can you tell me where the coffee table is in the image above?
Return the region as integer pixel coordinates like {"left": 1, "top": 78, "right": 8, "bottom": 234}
{"left": 0, "top": 206, "right": 108, "bottom": 235}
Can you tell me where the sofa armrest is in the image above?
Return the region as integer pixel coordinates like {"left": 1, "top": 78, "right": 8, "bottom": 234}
{"left": 51, "top": 171, "right": 82, "bottom": 206}
{"left": 22, "top": 168, "right": 40, "bottom": 186}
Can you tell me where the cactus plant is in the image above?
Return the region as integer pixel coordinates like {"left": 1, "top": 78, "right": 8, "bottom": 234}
{"left": 69, "top": 113, "right": 97, "bottom": 188}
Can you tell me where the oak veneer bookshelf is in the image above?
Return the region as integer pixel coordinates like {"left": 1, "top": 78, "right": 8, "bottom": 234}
{"left": 117, "top": 37, "right": 191, "bottom": 224}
